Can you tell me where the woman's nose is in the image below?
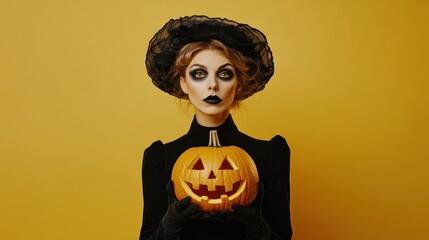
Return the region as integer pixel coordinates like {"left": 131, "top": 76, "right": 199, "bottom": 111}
{"left": 208, "top": 75, "right": 218, "bottom": 92}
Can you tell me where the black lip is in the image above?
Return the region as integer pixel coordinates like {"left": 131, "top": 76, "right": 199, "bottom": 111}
{"left": 203, "top": 95, "right": 222, "bottom": 104}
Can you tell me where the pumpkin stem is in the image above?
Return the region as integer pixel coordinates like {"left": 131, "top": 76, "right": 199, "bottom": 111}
{"left": 208, "top": 130, "right": 222, "bottom": 147}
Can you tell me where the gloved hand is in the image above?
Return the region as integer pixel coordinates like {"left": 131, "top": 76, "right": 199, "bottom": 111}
{"left": 159, "top": 180, "right": 208, "bottom": 239}
{"left": 209, "top": 182, "right": 271, "bottom": 240}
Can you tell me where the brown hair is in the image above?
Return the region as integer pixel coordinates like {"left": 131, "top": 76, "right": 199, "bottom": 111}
{"left": 171, "top": 39, "right": 261, "bottom": 107}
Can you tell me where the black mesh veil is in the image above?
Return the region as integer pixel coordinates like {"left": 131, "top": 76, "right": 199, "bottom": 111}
{"left": 146, "top": 15, "right": 274, "bottom": 99}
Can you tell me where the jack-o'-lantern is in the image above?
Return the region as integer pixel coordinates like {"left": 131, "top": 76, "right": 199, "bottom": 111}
{"left": 171, "top": 130, "right": 259, "bottom": 212}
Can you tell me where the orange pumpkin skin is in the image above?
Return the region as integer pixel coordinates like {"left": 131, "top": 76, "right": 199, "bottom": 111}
{"left": 171, "top": 131, "right": 259, "bottom": 212}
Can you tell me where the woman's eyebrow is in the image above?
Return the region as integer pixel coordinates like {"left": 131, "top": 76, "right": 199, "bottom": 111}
{"left": 189, "top": 64, "right": 207, "bottom": 69}
{"left": 189, "top": 63, "right": 233, "bottom": 70}
{"left": 218, "top": 63, "right": 233, "bottom": 69}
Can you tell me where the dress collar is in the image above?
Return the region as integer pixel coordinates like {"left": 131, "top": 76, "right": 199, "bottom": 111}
{"left": 187, "top": 114, "right": 239, "bottom": 146}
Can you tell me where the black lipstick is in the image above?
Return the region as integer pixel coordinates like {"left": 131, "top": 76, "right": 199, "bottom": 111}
{"left": 203, "top": 95, "right": 222, "bottom": 104}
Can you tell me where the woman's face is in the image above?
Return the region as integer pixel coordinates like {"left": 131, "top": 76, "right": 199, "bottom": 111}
{"left": 180, "top": 49, "right": 237, "bottom": 124}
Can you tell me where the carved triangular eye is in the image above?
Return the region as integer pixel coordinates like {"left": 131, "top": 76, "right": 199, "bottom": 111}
{"left": 192, "top": 158, "right": 205, "bottom": 170}
{"left": 219, "top": 158, "right": 234, "bottom": 170}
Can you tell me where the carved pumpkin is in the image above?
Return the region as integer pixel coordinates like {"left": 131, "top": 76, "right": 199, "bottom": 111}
{"left": 171, "top": 130, "right": 259, "bottom": 212}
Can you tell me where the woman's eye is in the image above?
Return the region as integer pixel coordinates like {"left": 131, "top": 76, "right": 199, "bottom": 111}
{"left": 190, "top": 69, "right": 207, "bottom": 80}
{"left": 218, "top": 70, "right": 234, "bottom": 80}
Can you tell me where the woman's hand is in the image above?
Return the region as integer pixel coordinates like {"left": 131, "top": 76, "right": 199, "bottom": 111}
{"left": 209, "top": 182, "right": 272, "bottom": 240}
{"left": 160, "top": 180, "right": 209, "bottom": 239}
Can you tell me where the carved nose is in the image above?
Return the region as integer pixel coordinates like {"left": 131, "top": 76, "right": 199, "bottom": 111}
{"left": 208, "top": 170, "right": 216, "bottom": 179}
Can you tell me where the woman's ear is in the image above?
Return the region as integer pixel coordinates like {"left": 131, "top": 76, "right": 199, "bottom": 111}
{"left": 179, "top": 77, "right": 188, "bottom": 94}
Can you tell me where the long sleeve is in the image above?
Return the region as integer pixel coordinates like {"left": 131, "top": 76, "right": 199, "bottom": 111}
{"left": 139, "top": 141, "right": 169, "bottom": 240}
{"left": 263, "top": 135, "right": 292, "bottom": 240}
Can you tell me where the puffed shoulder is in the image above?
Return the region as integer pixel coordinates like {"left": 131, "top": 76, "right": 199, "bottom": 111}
{"left": 142, "top": 140, "right": 165, "bottom": 168}
{"left": 269, "top": 135, "right": 289, "bottom": 149}
{"left": 268, "top": 135, "right": 291, "bottom": 169}
{"left": 146, "top": 140, "right": 164, "bottom": 150}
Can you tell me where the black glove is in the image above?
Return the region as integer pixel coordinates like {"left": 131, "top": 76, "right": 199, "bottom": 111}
{"left": 159, "top": 180, "right": 208, "bottom": 239}
{"left": 209, "top": 182, "right": 271, "bottom": 240}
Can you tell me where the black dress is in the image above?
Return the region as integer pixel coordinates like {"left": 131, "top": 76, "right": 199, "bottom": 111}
{"left": 139, "top": 115, "right": 292, "bottom": 240}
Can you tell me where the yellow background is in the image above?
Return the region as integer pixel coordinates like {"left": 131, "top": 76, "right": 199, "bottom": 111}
{"left": 1, "top": 0, "right": 428, "bottom": 239}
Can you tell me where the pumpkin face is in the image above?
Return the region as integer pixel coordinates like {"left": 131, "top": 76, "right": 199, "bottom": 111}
{"left": 171, "top": 130, "right": 259, "bottom": 212}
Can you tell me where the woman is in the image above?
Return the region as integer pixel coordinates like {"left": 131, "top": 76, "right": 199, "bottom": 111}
{"left": 140, "top": 16, "right": 292, "bottom": 240}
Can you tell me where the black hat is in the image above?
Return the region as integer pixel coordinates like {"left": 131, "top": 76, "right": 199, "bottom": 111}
{"left": 146, "top": 15, "right": 274, "bottom": 99}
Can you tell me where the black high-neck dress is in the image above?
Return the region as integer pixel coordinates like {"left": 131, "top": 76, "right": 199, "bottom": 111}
{"left": 139, "top": 115, "right": 292, "bottom": 240}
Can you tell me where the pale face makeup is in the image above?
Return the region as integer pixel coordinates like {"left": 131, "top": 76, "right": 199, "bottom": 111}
{"left": 180, "top": 49, "right": 238, "bottom": 127}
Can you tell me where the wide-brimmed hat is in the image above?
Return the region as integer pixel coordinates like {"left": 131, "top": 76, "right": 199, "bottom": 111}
{"left": 146, "top": 15, "right": 274, "bottom": 99}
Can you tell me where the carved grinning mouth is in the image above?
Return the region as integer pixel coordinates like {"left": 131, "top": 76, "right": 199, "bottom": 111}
{"left": 185, "top": 180, "right": 242, "bottom": 199}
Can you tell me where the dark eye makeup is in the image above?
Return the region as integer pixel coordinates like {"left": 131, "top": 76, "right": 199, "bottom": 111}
{"left": 189, "top": 69, "right": 207, "bottom": 81}
{"left": 188, "top": 68, "right": 234, "bottom": 81}
{"left": 217, "top": 69, "right": 234, "bottom": 81}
